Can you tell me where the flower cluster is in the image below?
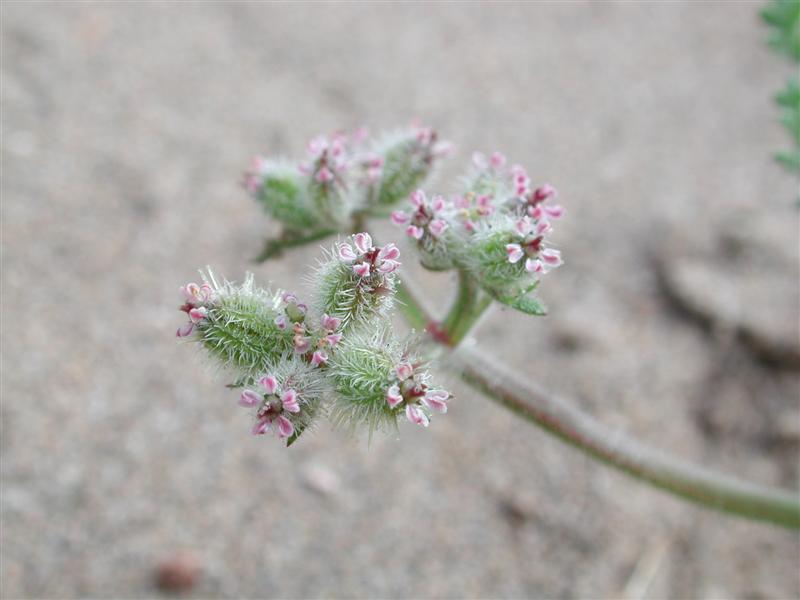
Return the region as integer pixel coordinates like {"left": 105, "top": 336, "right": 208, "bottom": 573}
{"left": 175, "top": 282, "right": 215, "bottom": 338}
{"left": 386, "top": 361, "right": 450, "bottom": 427}
{"left": 176, "top": 237, "right": 451, "bottom": 444}
{"left": 337, "top": 232, "right": 400, "bottom": 278}
{"left": 390, "top": 149, "right": 565, "bottom": 311}
{"left": 240, "top": 375, "right": 301, "bottom": 439}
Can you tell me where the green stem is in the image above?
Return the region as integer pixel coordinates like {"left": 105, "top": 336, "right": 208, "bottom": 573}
{"left": 394, "top": 273, "right": 800, "bottom": 528}
{"left": 255, "top": 229, "right": 336, "bottom": 262}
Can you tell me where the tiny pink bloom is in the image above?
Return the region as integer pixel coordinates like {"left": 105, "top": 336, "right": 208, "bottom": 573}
{"left": 181, "top": 283, "right": 201, "bottom": 302}
{"left": 252, "top": 418, "right": 270, "bottom": 436}
{"left": 409, "top": 189, "right": 425, "bottom": 208}
{"left": 281, "top": 389, "right": 300, "bottom": 413}
{"left": 386, "top": 384, "right": 403, "bottom": 408}
{"left": 428, "top": 219, "right": 448, "bottom": 238}
{"left": 338, "top": 242, "right": 357, "bottom": 262}
{"left": 422, "top": 390, "right": 449, "bottom": 413}
{"left": 395, "top": 362, "right": 414, "bottom": 381}
{"left": 353, "top": 262, "right": 371, "bottom": 277}
{"left": 391, "top": 210, "right": 410, "bottom": 225}
{"left": 311, "top": 350, "right": 328, "bottom": 367}
{"left": 535, "top": 220, "right": 552, "bottom": 236}
{"left": 506, "top": 244, "right": 524, "bottom": 264}
{"left": 464, "top": 220, "right": 477, "bottom": 232}
{"left": 476, "top": 194, "right": 494, "bottom": 215}
{"left": 378, "top": 243, "right": 401, "bottom": 262}
{"left": 453, "top": 195, "right": 470, "bottom": 209}
{"left": 490, "top": 151, "right": 506, "bottom": 169}
{"left": 353, "top": 232, "right": 372, "bottom": 254}
{"left": 321, "top": 314, "right": 340, "bottom": 331}
{"left": 406, "top": 225, "right": 424, "bottom": 240}
{"left": 276, "top": 415, "right": 295, "bottom": 439}
{"left": 378, "top": 260, "right": 400, "bottom": 274}
{"left": 175, "top": 322, "right": 194, "bottom": 337}
{"left": 274, "top": 315, "right": 287, "bottom": 330}
{"left": 294, "top": 337, "right": 311, "bottom": 353}
{"left": 405, "top": 404, "right": 430, "bottom": 427}
{"left": 316, "top": 166, "right": 333, "bottom": 183}
{"left": 472, "top": 152, "right": 487, "bottom": 169}
{"left": 326, "top": 332, "right": 343, "bottom": 346}
{"left": 525, "top": 258, "right": 544, "bottom": 273}
{"left": 188, "top": 306, "right": 207, "bottom": 323}
{"left": 431, "top": 195, "right": 446, "bottom": 213}
{"left": 534, "top": 184, "right": 556, "bottom": 202}
{"left": 240, "top": 389, "right": 262, "bottom": 407}
{"left": 259, "top": 375, "right": 279, "bottom": 395}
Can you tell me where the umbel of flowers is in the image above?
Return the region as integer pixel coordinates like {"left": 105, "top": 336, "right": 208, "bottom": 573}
{"left": 391, "top": 151, "right": 564, "bottom": 313}
{"left": 175, "top": 234, "right": 451, "bottom": 445}
{"left": 243, "top": 124, "right": 452, "bottom": 259}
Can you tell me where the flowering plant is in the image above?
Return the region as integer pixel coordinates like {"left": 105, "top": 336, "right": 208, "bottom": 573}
{"left": 174, "top": 124, "right": 800, "bottom": 528}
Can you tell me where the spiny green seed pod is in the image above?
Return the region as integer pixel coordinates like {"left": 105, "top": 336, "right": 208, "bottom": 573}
{"left": 311, "top": 233, "right": 398, "bottom": 332}
{"left": 192, "top": 271, "right": 295, "bottom": 375}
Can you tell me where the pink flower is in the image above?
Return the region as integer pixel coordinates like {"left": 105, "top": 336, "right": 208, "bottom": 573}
{"left": 325, "top": 332, "right": 342, "bottom": 346}
{"left": 395, "top": 362, "right": 414, "bottom": 381}
{"left": 506, "top": 244, "right": 524, "bottom": 264}
{"left": 384, "top": 361, "right": 451, "bottom": 427}
{"left": 311, "top": 350, "right": 328, "bottom": 367}
{"left": 354, "top": 232, "right": 372, "bottom": 254}
{"left": 316, "top": 166, "right": 333, "bottom": 183}
{"left": 243, "top": 376, "right": 302, "bottom": 439}
{"left": 175, "top": 322, "right": 195, "bottom": 338}
{"left": 339, "top": 234, "right": 401, "bottom": 280}
{"left": 429, "top": 219, "right": 448, "bottom": 238}
{"left": 294, "top": 336, "right": 312, "bottom": 354}
{"left": 321, "top": 314, "right": 340, "bottom": 331}
{"left": 421, "top": 390, "right": 449, "bottom": 413}
{"left": 391, "top": 210, "right": 410, "bottom": 225}
{"left": 386, "top": 384, "right": 403, "bottom": 408}
{"left": 188, "top": 306, "right": 207, "bottom": 323}
{"left": 274, "top": 315, "right": 288, "bottom": 330}
{"left": 338, "top": 242, "right": 357, "bottom": 262}
{"left": 406, "top": 225, "right": 424, "bottom": 240}
{"left": 393, "top": 190, "right": 451, "bottom": 241}
{"left": 490, "top": 151, "right": 506, "bottom": 169}
{"left": 176, "top": 281, "right": 213, "bottom": 338}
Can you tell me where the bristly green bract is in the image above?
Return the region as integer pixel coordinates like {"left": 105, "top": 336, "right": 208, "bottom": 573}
{"left": 312, "top": 251, "right": 395, "bottom": 332}
{"left": 327, "top": 327, "right": 406, "bottom": 435}
{"left": 196, "top": 273, "right": 294, "bottom": 375}
{"left": 375, "top": 132, "right": 434, "bottom": 207}
{"left": 257, "top": 163, "right": 320, "bottom": 232}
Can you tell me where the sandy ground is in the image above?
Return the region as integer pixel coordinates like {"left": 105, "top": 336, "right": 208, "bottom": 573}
{"left": 2, "top": 2, "right": 799, "bottom": 599}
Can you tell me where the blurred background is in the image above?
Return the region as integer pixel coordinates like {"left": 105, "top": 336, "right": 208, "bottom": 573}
{"left": 2, "top": 2, "right": 799, "bottom": 598}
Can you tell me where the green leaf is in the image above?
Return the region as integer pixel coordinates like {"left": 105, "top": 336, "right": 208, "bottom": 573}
{"left": 497, "top": 293, "right": 548, "bottom": 316}
{"left": 286, "top": 422, "right": 306, "bottom": 447}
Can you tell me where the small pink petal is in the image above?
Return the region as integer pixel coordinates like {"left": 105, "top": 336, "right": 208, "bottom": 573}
{"left": 353, "top": 232, "right": 372, "bottom": 254}
{"left": 181, "top": 283, "right": 201, "bottom": 302}
{"left": 405, "top": 404, "right": 429, "bottom": 427}
{"left": 252, "top": 418, "right": 270, "bottom": 436}
{"left": 353, "top": 262, "right": 371, "bottom": 277}
{"left": 281, "top": 389, "right": 300, "bottom": 412}
{"left": 453, "top": 195, "right": 470, "bottom": 209}
{"left": 378, "top": 259, "right": 400, "bottom": 274}
{"left": 534, "top": 184, "right": 557, "bottom": 202}
{"left": 378, "top": 243, "right": 401, "bottom": 261}
{"left": 464, "top": 220, "right": 476, "bottom": 232}
{"left": 490, "top": 151, "right": 506, "bottom": 169}
{"left": 386, "top": 384, "right": 403, "bottom": 408}
{"left": 311, "top": 350, "right": 328, "bottom": 367}
{"left": 422, "top": 390, "right": 449, "bottom": 413}
{"left": 188, "top": 307, "right": 208, "bottom": 323}
{"left": 406, "top": 225, "right": 424, "bottom": 240}
{"left": 506, "top": 244, "right": 524, "bottom": 264}
{"left": 274, "top": 315, "right": 287, "bottom": 330}
{"left": 535, "top": 220, "right": 552, "bottom": 236}
{"left": 175, "top": 322, "right": 194, "bottom": 338}
{"left": 541, "top": 249, "right": 562, "bottom": 266}
{"left": 199, "top": 283, "right": 213, "bottom": 300}
{"left": 240, "top": 389, "right": 262, "bottom": 407}
{"left": 431, "top": 195, "right": 446, "bottom": 213}
{"left": 395, "top": 363, "right": 414, "bottom": 381}
{"left": 544, "top": 204, "right": 564, "bottom": 219}
{"left": 428, "top": 219, "right": 448, "bottom": 238}
{"left": 391, "top": 210, "right": 410, "bottom": 225}
{"left": 259, "top": 375, "right": 278, "bottom": 395}
{"left": 321, "top": 314, "right": 341, "bottom": 331}
{"left": 409, "top": 190, "right": 425, "bottom": 208}
{"left": 515, "top": 218, "right": 532, "bottom": 237}
{"left": 525, "top": 258, "right": 544, "bottom": 273}
{"left": 326, "top": 333, "right": 343, "bottom": 346}
{"left": 276, "top": 415, "right": 295, "bottom": 438}
{"left": 338, "top": 243, "right": 357, "bottom": 262}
